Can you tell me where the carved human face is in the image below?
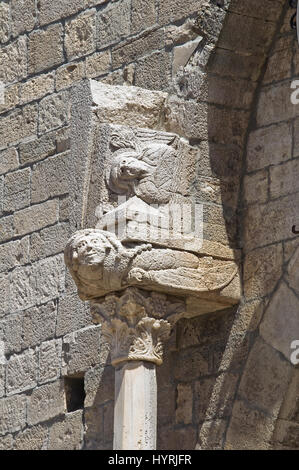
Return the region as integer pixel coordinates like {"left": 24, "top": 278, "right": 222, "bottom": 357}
{"left": 75, "top": 234, "right": 107, "bottom": 265}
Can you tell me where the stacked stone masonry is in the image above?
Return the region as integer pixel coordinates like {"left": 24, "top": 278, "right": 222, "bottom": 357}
{"left": 0, "top": 0, "right": 298, "bottom": 450}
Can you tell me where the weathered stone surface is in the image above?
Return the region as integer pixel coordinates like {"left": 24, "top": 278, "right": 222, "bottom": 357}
{"left": 0, "top": 215, "right": 14, "bottom": 244}
{"left": 27, "top": 380, "right": 66, "bottom": 426}
{"left": 38, "top": 0, "right": 87, "bottom": 26}
{"left": 19, "top": 133, "right": 56, "bottom": 165}
{"left": 65, "top": 10, "right": 96, "bottom": 60}
{"left": 56, "top": 290, "right": 91, "bottom": 337}
{"left": 286, "top": 246, "right": 299, "bottom": 294}
{"left": 31, "top": 152, "right": 72, "bottom": 204}
{"left": 244, "top": 194, "right": 299, "bottom": 250}
{"left": 174, "top": 346, "right": 209, "bottom": 381}
{"left": 159, "top": 0, "right": 204, "bottom": 25}
{"left": 4, "top": 168, "right": 30, "bottom": 212}
{"left": 11, "top": 0, "right": 36, "bottom": 36}
{"left": 0, "top": 273, "right": 10, "bottom": 317}
{"left": 0, "top": 83, "right": 20, "bottom": 114}
{"left": 14, "top": 425, "right": 48, "bottom": 450}
{"left": 173, "top": 38, "right": 203, "bottom": 77}
{"left": 85, "top": 50, "right": 111, "bottom": 78}
{"left": 273, "top": 419, "right": 299, "bottom": 449}
{"left": 279, "top": 369, "right": 299, "bottom": 423}
{"left": 39, "top": 339, "right": 62, "bottom": 384}
{"left": 112, "top": 30, "right": 164, "bottom": 69}
{"left": 0, "top": 395, "right": 27, "bottom": 436}
{"left": 257, "top": 81, "right": 299, "bottom": 127}
{"left": 229, "top": 0, "right": 284, "bottom": 23}
{"left": 20, "top": 73, "right": 55, "bottom": 105}
{"left": 14, "top": 199, "right": 59, "bottom": 237}
{"left": 29, "top": 24, "right": 64, "bottom": 74}
{"left": 0, "top": 434, "right": 13, "bottom": 450}
{"left": 239, "top": 337, "right": 292, "bottom": 417}
{"left": 135, "top": 51, "right": 171, "bottom": 91}
{"left": 6, "top": 349, "right": 37, "bottom": 395}
{"left": 22, "top": 301, "right": 57, "bottom": 349}
{"left": 48, "top": 410, "right": 83, "bottom": 450}
{"left": 0, "top": 237, "right": 29, "bottom": 273}
{"left": 90, "top": 80, "right": 167, "bottom": 128}
{"left": 0, "top": 104, "right": 38, "bottom": 150}
{"left": 0, "top": 36, "right": 27, "bottom": 83}
{"left": 225, "top": 399, "right": 275, "bottom": 449}
{"left": 260, "top": 282, "right": 299, "bottom": 362}
{"left": 0, "top": 148, "right": 19, "bottom": 176}
{"left": 62, "top": 325, "right": 101, "bottom": 376}
{"left": 270, "top": 159, "right": 299, "bottom": 200}
{"left": 247, "top": 123, "right": 292, "bottom": 172}
{"left": 30, "top": 223, "right": 70, "bottom": 262}
{"left": 263, "top": 49, "right": 292, "bottom": 84}
{"left": 0, "top": 313, "right": 23, "bottom": 355}
{"left": 175, "top": 383, "right": 192, "bottom": 425}
{"left": 244, "top": 244, "right": 283, "bottom": 299}
{"left": 38, "top": 91, "right": 70, "bottom": 134}
{"left": 196, "top": 419, "right": 227, "bottom": 450}
{"left": 0, "top": 3, "right": 10, "bottom": 43}
{"left": 165, "top": 96, "right": 208, "bottom": 140}
{"left": 97, "top": 0, "right": 131, "bottom": 48}
{"left": 84, "top": 365, "right": 114, "bottom": 407}
{"left": 56, "top": 62, "right": 86, "bottom": 91}
{"left": 209, "top": 47, "right": 264, "bottom": 82}
{"left": 131, "top": 0, "right": 156, "bottom": 34}
{"left": 244, "top": 169, "right": 269, "bottom": 205}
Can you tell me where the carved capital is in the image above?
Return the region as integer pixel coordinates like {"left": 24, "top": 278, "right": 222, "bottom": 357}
{"left": 90, "top": 288, "right": 185, "bottom": 366}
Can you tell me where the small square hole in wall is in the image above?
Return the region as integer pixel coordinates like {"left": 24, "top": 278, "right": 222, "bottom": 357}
{"left": 64, "top": 376, "right": 86, "bottom": 412}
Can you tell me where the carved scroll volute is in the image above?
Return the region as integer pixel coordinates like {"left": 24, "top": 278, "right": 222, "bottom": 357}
{"left": 90, "top": 288, "right": 185, "bottom": 366}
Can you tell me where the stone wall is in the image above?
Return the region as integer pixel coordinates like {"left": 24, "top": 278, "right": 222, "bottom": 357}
{"left": 0, "top": 0, "right": 298, "bottom": 450}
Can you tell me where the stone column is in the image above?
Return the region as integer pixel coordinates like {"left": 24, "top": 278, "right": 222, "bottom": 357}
{"left": 90, "top": 287, "right": 185, "bottom": 450}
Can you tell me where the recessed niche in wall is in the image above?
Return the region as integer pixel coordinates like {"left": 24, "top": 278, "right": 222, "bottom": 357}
{"left": 64, "top": 376, "right": 86, "bottom": 412}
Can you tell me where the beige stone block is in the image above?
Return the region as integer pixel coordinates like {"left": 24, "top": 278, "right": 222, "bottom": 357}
{"left": 159, "top": 0, "right": 204, "bottom": 25}
{"left": 257, "top": 81, "right": 299, "bottom": 127}
{"left": 11, "top": 0, "right": 36, "bottom": 36}
{"left": 196, "top": 419, "right": 227, "bottom": 450}
{"left": 4, "top": 167, "right": 30, "bottom": 212}
{"left": 0, "top": 434, "right": 13, "bottom": 450}
{"left": 6, "top": 349, "right": 37, "bottom": 395}
{"left": 39, "top": 339, "right": 62, "bottom": 385}
{"left": 14, "top": 199, "right": 59, "bottom": 237}
{"left": 279, "top": 369, "right": 299, "bottom": 423}
{"left": 244, "top": 169, "right": 269, "bottom": 205}
{"left": 0, "top": 312, "right": 23, "bottom": 355}
{"left": 56, "top": 291, "right": 91, "bottom": 337}
{"left": 84, "top": 365, "right": 114, "bottom": 407}
{"left": 131, "top": 0, "right": 156, "bottom": 34}
{"left": 0, "top": 104, "right": 38, "bottom": 150}
{"left": 65, "top": 10, "right": 96, "bottom": 60}
{"left": 14, "top": 425, "right": 48, "bottom": 450}
{"left": 263, "top": 49, "right": 292, "bottom": 84}
{"left": 176, "top": 383, "right": 192, "bottom": 425}
{"left": 0, "top": 36, "right": 27, "bottom": 83}
{"left": 0, "top": 148, "right": 19, "bottom": 176}
{"left": 244, "top": 194, "right": 299, "bottom": 250}
{"left": 0, "top": 215, "right": 14, "bottom": 243}
{"left": 97, "top": 0, "right": 131, "bottom": 48}
{"left": 20, "top": 73, "right": 55, "bottom": 104}
{"left": 48, "top": 410, "right": 83, "bottom": 450}
{"left": 0, "top": 3, "right": 10, "bottom": 43}
{"left": 135, "top": 51, "right": 171, "bottom": 91}
{"left": 56, "top": 62, "right": 86, "bottom": 91}
{"left": 29, "top": 24, "right": 64, "bottom": 74}
{"left": 209, "top": 47, "right": 264, "bottom": 82}
{"left": 38, "top": 0, "right": 88, "bottom": 26}
{"left": 27, "top": 380, "right": 66, "bottom": 426}
{"left": 239, "top": 337, "right": 292, "bottom": 416}
{"left": 270, "top": 158, "right": 299, "bottom": 199}
{"left": 38, "top": 91, "right": 70, "bottom": 134}
{"left": 30, "top": 223, "right": 70, "bottom": 262}
{"left": 22, "top": 301, "right": 57, "bottom": 349}
{"left": 229, "top": 0, "right": 284, "bottom": 22}
{"left": 284, "top": 237, "right": 299, "bottom": 263}
{"left": 0, "top": 395, "right": 27, "bottom": 436}
{"left": 285, "top": 246, "right": 299, "bottom": 296}
{"left": 19, "top": 133, "right": 56, "bottom": 165}
{"left": 174, "top": 346, "right": 209, "bottom": 381}
{"left": 0, "top": 83, "right": 19, "bottom": 115}
{"left": 225, "top": 399, "right": 275, "bottom": 449}
{"left": 207, "top": 75, "right": 255, "bottom": 109}
{"left": 273, "top": 419, "right": 299, "bottom": 449}
{"left": 62, "top": 325, "right": 101, "bottom": 376}
{"left": 165, "top": 96, "right": 208, "bottom": 140}
{"left": 86, "top": 50, "right": 111, "bottom": 78}
{"left": 244, "top": 244, "right": 283, "bottom": 299}
{"left": 247, "top": 122, "right": 292, "bottom": 172}
{"left": 112, "top": 30, "right": 164, "bottom": 69}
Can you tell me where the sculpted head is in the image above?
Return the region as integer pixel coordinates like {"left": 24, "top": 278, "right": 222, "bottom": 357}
{"left": 108, "top": 151, "right": 152, "bottom": 194}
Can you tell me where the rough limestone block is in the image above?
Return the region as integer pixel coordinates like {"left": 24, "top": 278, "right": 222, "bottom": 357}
{"left": 14, "top": 425, "right": 48, "bottom": 450}
{"left": 0, "top": 215, "right": 14, "bottom": 244}
{"left": 260, "top": 281, "right": 299, "bottom": 361}
{"left": 56, "top": 62, "right": 86, "bottom": 91}
{"left": 85, "top": 50, "right": 111, "bottom": 78}
{"left": 112, "top": 30, "right": 164, "bottom": 69}
{"left": 97, "top": 0, "right": 131, "bottom": 48}
{"left": 11, "top": 0, "right": 36, "bottom": 36}
{"left": 270, "top": 159, "right": 299, "bottom": 200}
{"left": 3, "top": 167, "right": 31, "bottom": 212}
{"left": 22, "top": 301, "right": 57, "bottom": 349}
{"left": 0, "top": 148, "right": 19, "bottom": 176}
{"left": 27, "top": 380, "right": 66, "bottom": 426}
{"left": 257, "top": 81, "right": 299, "bottom": 128}
{"left": 9, "top": 265, "right": 35, "bottom": 312}
{"left": 65, "top": 10, "right": 96, "bottom": 60}
{"left": 0, "top": 3, "right": 10, "bottom": 43}
{"left": 84, "top": 364, "right": 114, "bottom": 407}
{"left": 29, "top": 24, "right": 64, "bottom": 74}
{"left": 90, "top": 80, "right": 167, "bottom": 129}
{"left": 286, "top": 246, "right": 299, "bottom": 294}
{"left": 244, "top": 169, "right": 269, "bottom": 205}
{"left": 38, "top": 91, "right": 70, "bottom": 134}
{"left": 14, "top": 199, "right": 59, "bottom": 237}
{"left": 0, "top": 36, "right": 27, "bottom": 83}
{"left": 6, "top": 349, "right": 37, "bottom": 395}
{"left": 62, "top": 325, "right": 101, "bottom": 376}
{"left": 131, "top": 0, "right": 156, "bottom": 34}
{"left": 0, "top": 104, "right": 38, "bottom": 150}
{"left": 158, "top": 0, "right": 204, "bottom": 25}
{"left": 56, "top": 291, "right": 91, "bottom": 337}
{"left": 165, "top": 96, "right": 208, "bottom": 140}
{"left": 175, "top": 383, "right": 192, "bottom": 425}
{"left": 20, "top": 73, "right": 55, "bottom": 105}
{"left": 38, "top": 0, "right": 87, "bottom": 26}
{"left": 0, "top": 395, "right": 27, "bottom": 436}
{"left": 39, "top": 339, "right": 62, "bottom": 384}
{"left": 19, "top": 133, "right": 56, "bottom": 166}
{"left": 0, "top": 83, "right": 20, "bottom": 115}
{"left": 0, "top": 313, "right": 23, "bottom": 355}
{"left": 0, "top": 273, "right": 10, "bottom": 318}
{"left": 31, "top": 152, "right": 72, "bottom": 204}
{"left": 32, "top": 254, "right": 65, "bottom": 305}
{"left": 196, "top": 419, "right": 227, "bottom": 450}
{"left": 247, "top": 122, "right": 292, "bottom": 172}
{"left": 48, "top": 410, "right": 83, "bottom": 450}
{"left": 0, "top": 435, "right": 13, "bottom": 450}
{"left": 30, "top": 223, "right": 71, "bottom": 263}
{"left": 135, "top": 51, "right": 171, "bottom": 91}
